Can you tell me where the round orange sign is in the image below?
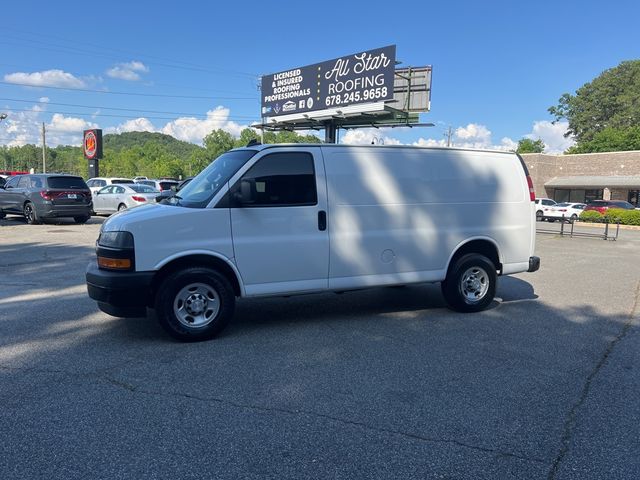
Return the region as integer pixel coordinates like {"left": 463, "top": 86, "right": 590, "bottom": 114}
{"left": 84, "top": 131, "right": 97, "bottom": 159}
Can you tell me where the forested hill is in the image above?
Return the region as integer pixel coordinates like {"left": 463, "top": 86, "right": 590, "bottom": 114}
{"left": 103, "top": 131, "right": 201, "bottom": 158}
{"left": 0, "top": 128, "right": 319, "bottom": 179}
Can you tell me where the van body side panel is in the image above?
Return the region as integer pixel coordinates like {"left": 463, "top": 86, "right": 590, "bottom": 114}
{"left": 322, "top": 147, "right": 532, "bottom": 288}
{"left": 103, "top": 203, "right": 235, "bottom": 272}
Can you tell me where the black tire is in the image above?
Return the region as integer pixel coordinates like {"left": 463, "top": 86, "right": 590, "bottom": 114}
{"left": 23, "top": 202, "right": 41, "bottom": 225}
{"left": 536, "top": 210, "right": 543, "bottom": 221}
{"left": 570, "top": 214, "right": 578, "bottom": 222}
{"left": 118, "top": 203, "right": 127, "bottom": 212}
{"left": 154, "top": 267, "right": 235, "bottom": 342}
{"left": 0, "top": 211, "right": 5, "bottom": 219}
{"left": 441, "top": 253, "right": 497, "bottom": 313}
{"left": 548, "top": 218, "right": 556, "bottom": 223}
{"left": 74, "top": 215, "right": 90, "bottom": 224}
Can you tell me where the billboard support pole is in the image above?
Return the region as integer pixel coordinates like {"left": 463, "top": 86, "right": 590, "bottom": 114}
{"left": 324, "top": 121, "right": 337, "bottom": 144}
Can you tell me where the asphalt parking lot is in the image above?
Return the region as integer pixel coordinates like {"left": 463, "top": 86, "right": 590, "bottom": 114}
{"left": 1, "top": 215, "right": 639, "bottom": 479}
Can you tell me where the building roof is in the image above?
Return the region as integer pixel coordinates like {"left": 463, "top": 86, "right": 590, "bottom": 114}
{"left": 545, "top": 176, "right": 640, "bottom": 188}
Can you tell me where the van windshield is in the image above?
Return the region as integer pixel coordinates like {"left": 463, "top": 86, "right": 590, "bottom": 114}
{"left": 165, "top": 149, "right": 256, "bottom": 208}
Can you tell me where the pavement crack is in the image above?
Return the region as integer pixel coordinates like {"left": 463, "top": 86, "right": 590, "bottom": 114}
{"left": 100, "top": 374, "right": 544, "bottom": 465}
{"left": 547, "top": 280, "right": 640, "bottom": 479}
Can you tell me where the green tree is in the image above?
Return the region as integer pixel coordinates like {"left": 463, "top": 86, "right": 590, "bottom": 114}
{"left": 203, "top": 129, "right": 235, "bottom": 156}
{"left": 234, "top": 128, "right": 261, "bottom": 148}
{"left": 262, "top": 130, "right": 321, "bottom": 144}
{"left": 516, "top": 138, "right": 545, "bottom": 153}
{"left": 548, "top": 60, "right": 640, "bottom": 144}
{"left": 565, "top": 126, "right": 640, "bottom": 154}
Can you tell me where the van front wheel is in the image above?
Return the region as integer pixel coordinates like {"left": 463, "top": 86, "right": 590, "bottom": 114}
{"left": 155, "top": 267, "right": 235, "bottom": 342}
{"left": 441, "top": 254, "right": 496, "bottom": 312}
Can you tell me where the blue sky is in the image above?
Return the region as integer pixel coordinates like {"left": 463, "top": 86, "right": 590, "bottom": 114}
{"left": 1, "top": 0, "right": 638, "bottom": 152}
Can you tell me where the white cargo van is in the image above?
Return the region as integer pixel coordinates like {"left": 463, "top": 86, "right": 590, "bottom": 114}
{"left": 86, "top": 144, "right": 540, "bottom": 341}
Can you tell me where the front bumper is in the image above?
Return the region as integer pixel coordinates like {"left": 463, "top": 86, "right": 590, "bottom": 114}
{"left": 86, "top": 262, "right": 154, "bottom": 317}
{"left": 528, "top": 256, "right": 541, "bottom": 273}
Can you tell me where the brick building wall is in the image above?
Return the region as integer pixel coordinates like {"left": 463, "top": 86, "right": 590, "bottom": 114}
{"left": 521, "top": 151, "right": 640, "bottom": 201}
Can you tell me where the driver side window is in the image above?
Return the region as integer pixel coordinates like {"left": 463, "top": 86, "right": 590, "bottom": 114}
{"left": 231, "top": 152, "right": 317, "bottom": 207}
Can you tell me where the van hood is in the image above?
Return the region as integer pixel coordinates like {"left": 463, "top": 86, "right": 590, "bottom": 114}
{"left": 101, "top": 203, "right": 183, "bottom": 232}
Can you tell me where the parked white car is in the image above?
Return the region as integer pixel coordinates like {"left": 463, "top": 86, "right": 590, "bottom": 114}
{"left": 544, "top": 202, "right": 586, "bottom": 222}
{"left": 136, "top": 179, "right": 179, "bottom": 192}
{"left": 86, "top": 144, "right": 540, "bottom": 341}
{"left": 92, "top": 183, "right": 160, "bottom": 214}
{"left": 86, "top": 177, "right": 134, "bottom": 195}
{"left": 534, "top": 198, "right": 556, "bottom": 221}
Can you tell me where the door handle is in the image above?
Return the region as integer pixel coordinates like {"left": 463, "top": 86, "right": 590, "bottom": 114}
{"left": 318, "top": 210, "right": 327, "bottom": 231}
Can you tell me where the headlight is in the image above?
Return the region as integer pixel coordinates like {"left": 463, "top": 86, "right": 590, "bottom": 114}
{"left": 98, "top": 231, "right": 134, "bottom": 249}
{"left": 96, "top": 231, "right": 135, "bottom": 271}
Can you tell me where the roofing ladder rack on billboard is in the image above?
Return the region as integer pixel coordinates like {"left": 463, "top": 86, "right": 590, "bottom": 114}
{"left": 255, "top": 45, "right": 434, "bottom": 143}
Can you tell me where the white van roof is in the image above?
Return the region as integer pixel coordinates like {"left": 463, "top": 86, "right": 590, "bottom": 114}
{"left": 239, "top": 143, "right": 518, "bottom": 156}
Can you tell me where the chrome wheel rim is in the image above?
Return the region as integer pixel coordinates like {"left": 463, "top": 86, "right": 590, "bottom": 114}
{"left": 459, "top": 266, "right": 490, "bottom": 304}
{"left": 118, "top": 204, "right": 126, "bottom": 211}
{"left": 173, "top": 282, "right": 220, "bottom": 328}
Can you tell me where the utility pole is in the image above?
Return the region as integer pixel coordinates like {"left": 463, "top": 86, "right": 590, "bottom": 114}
{"left": 257, "top": 78, "right": 264, "bottom": 144}
{"left": 445, "top": 126, "right": 453, "bottom": 147}
{"left": 0, "top": 113, "right": 7, "bottom": 171}
{"left": 41, "top": 122, "right": 46, "bottom": 173}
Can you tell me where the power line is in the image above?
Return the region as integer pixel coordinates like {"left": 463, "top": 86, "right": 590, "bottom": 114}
{"left": 0, "top": 27, "right": 260, "bottom": 78}
{"left": 0, "top": 80, "right": 257, "bottom": 100}
{"left": 0, "top": 63, "right": 257, "bottom": 96}
{"left": 0, "top": 33, "right": 258, "bottom": 79}
{"left": 1, "top": 106, "right": 260, "bottom": 123}
{"left": 0, "top": 97, "right": 259, "bottom": 119}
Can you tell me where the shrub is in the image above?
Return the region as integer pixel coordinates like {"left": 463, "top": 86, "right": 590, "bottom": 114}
{"left": 580, "top": 210, "right": 604, "bottom": 222}
{"left": 604, "top": 208, "right": 640, "bottom": 225}
{"left": 580, "top": 208, "right": 640, "bottom": 225}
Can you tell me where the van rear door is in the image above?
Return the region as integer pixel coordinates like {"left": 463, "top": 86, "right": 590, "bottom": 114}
{"left": 228, "top": 148, "right": 329, "bottom": 296}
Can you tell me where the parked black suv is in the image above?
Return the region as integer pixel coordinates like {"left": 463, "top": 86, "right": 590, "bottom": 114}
{"left": 0, "top": 174, "right": 92, "bottom": 224}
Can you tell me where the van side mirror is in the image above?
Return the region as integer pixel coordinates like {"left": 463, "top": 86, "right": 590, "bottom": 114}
{"left": 233, "top": 178, "right": 256, "bottom": 206}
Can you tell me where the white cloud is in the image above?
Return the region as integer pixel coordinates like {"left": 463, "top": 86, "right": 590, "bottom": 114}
{"left": 1, "top": 109, "right": 41, "bottom": 147}
{"left": 102, "top": 106, "right": 248, "bottom": 144}
{"left": 4, "top": 70, "right": 86, "bottom": 88}
{"left": 526, "top": 120, "right": 574, "bottom": 154}
{"left": 106, "top": 61, "right": 149, "bottom": 81}
{"left": 161, "top": 106, "right": 246, "bottom": 144}
{"left": 38, "top": 97, "right": 50, "bottom": 103}
{"left": 0, "top": 105, "right": 98, "bottom": 147}
{"left": 412, "top": 123, "right": 517, "bottom": 151}
{"left": 412, "top": 121, "right": 575, "bottom": 154}
{"left": 47, "top": 113, "right": 97, "bottom": 133}
{"left": 43, "top": 114, "right": 98, "bottom": 147}
{"left": 455, "top": 123, "right": 492, "bottom": 142}
{"left": 499, "top": 137, "right": 518, "bottom": 151}
{"left": 107, "top": 117, "right": 156, "bottom": 134}
{"left": 341, "top": 128, "right": 401, "bottom": 146}
{"left": 413, "top": 137, "right": 447, "bottom": 147}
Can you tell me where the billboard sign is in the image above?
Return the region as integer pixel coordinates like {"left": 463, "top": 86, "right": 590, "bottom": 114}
{"left": 261, "top": 45, "right": 396, "bottom": 118}
{"left": 83, "top": 129, "right": 103, "bottom": 160}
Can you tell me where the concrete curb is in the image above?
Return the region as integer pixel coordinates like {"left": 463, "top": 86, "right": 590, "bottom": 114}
{"left": 576, "top": 221, "right": 640, "bottom": 231}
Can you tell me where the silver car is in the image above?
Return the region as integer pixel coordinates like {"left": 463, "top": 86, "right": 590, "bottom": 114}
{"left": 92, "top": 183, "right": 159, "bottom": 215}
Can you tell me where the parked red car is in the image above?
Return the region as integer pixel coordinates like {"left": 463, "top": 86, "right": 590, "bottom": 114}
{"left": 583, "top": 200, "right": 635, "bottom": 214}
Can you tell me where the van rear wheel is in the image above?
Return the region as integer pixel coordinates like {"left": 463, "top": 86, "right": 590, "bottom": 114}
{"left": 441, "top": 254, "right": 496, "bottom": 312}
{"left": 155, "top": 267, "right": 235, "bottom": 342}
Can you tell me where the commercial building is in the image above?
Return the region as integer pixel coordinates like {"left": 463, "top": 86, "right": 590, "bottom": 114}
{"left": 521, "top": 150, "right": 640, "bottom": 206}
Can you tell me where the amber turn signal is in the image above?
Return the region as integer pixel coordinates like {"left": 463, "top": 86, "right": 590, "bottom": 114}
{"left": 97, "top": 256, "right": 132, "bottom": 270}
